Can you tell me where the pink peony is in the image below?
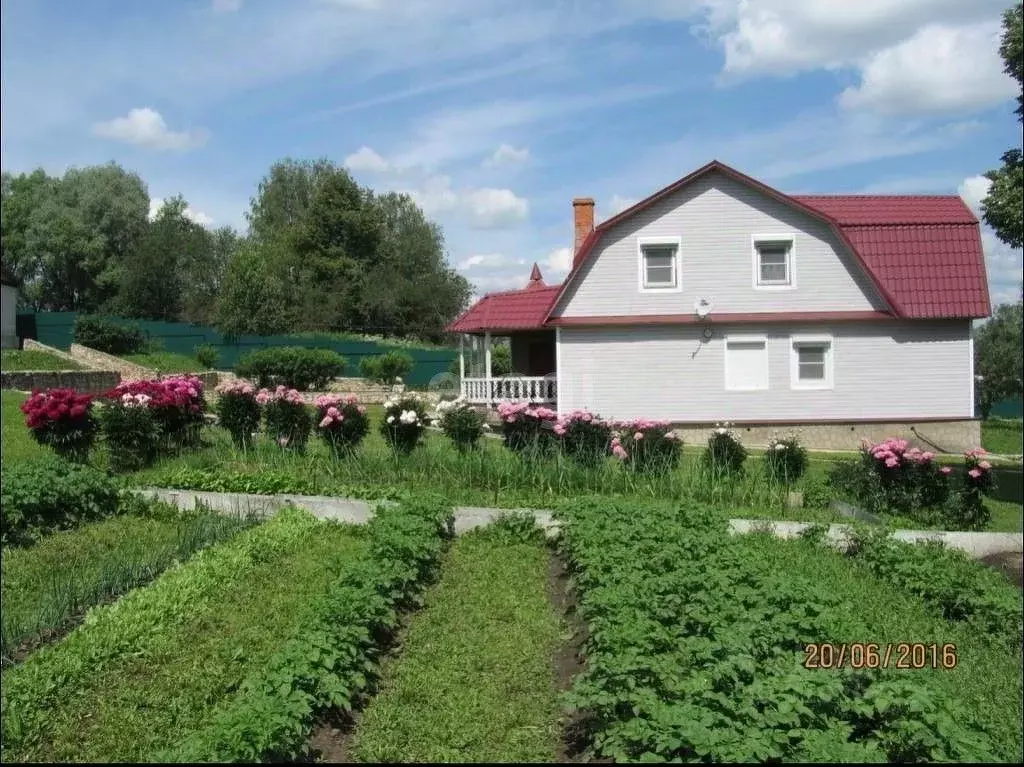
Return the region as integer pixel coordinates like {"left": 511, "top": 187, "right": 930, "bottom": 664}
{"left": 978, "top": 460, "right": 992, "bottom": 470}
{"left": 319, "top": 416, "right": 333, "bottom": 428}
{"left": 884, "top": 457, "right": 899, "bottom": 468}
{"left": 968, "top": 468, "right": 981, "bottom": 479}
{"left": 940, "top": 466, "right": 953, "bottom": 475}
{"left": 612, "top": 444, "right": 628, "bottom": 460}
{"left": 633, "top": 432, "right": 644, "bottom": 440}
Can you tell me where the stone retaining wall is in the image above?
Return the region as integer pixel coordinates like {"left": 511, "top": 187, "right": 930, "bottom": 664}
{"left": 1, "top": 370, "right": 120, "bottom": 394}
{"left": 68, "top": 343, "right": 156, "bottom": 380}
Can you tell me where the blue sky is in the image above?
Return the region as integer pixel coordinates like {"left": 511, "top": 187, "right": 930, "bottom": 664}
{"left": 2, "top": 0, "right": 1021, "bottom": 305}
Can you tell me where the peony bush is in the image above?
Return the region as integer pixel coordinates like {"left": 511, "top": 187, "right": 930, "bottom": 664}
{"left": 435, "top": 398, "right": 486, "bottom": 452}
{"left": 314, "top": 393, "right": 370, "bottom": 456}
{"left": 381, "top": 393, "right": 431, "bottom": 453}
{"left": 555, "top": 409, "right": 612, "bottom": 467}
{"left": 703, "top": 421, "right": 747, "bottom": 476}
{"left": 98, "top": 392, "right": 161, "bottom": 472}
{"left": 496, "top": 400, "right": 558, "bottom": 455}
{"left": 19, "top": 388, "right": 98, "bottom": 462}
{"left": 764, "top": 433, "right": 808, "bottom": 484}
{"left": 111, "top": 375, "right": 206, "bottom": 448}
{"left": 258, "top": 385, "right": 312, "bottom": 451}
{"left": 610, "top": 419, "right": 682, "bottom": 474}
{"left": 215, "top": 379, "right": 261, "bottom": 449}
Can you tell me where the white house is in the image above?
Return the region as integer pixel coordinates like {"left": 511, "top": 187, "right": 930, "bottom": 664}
{"left": 1, "top": 262, "right": 19, "bottom": 350}
{"left": 448, "top": 161, "right": 990, "bottom": 452}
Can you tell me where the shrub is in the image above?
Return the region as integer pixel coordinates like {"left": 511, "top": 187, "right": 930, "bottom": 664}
{"left": 945, "top": 448, "right": 995, "bottom": 530}
{"left": 314, "top": 394, "right": 370, "bottom": 456}
{"left": 19, "top": 388, "right": 98, "bottom": 462}
{"left": 0, "top": 457, "right": 121, "bottom": 546}
{"left": 215, "top": 379, "right": 261, "bottom": 449}
{"left": 496, "top": 400, "right": 558, "bottom": 456}
{"left": 381, "top": 393, "right": 431, "bottom": 454}
{"left": 801, "top": 475, "right": 834, "bottom": 510}
{"left": 555, "top": 409, "right": 611, "bottom": 467}
{"left": 764, "top": 432, "right": 808, "bottom": 484}
{"left": 235, "top": 346, "right": 346, "bottom": 391}
{"left": 703, "top": 421, "right": 747, "bottom": 476}
{"left": 110, "top": 375, "right": 206, "bottom": 448}
{"left": 73, "top": 315, "right": 146, "bottom": 355}
{"left": 435, "top": 398, "right": 486, "bottom": 452}
{"left": 257, "top": 386, "right": 312, "bottom": 451}
{"left": 98, "top": 393, "right": 162, "bottom": 472}
{"left": 194, "top": 344, "right": 219, "bottom": 370}
{"left": 609, "top": 419, "right": 682, "bottom": 474}
{"left": 359, "top": 351, "right": 414, "bottom": 384}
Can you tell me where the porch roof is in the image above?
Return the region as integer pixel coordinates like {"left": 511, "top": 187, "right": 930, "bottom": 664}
{"left": 447, "top": 283, "right": 561, "bottom": 334}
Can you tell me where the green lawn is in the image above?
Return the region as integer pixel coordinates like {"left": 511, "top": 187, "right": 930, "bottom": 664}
{"left": 1, "top": 511, "right": 365, "bottom": 763}
{"left": 1, "top": 512, "right": 252, "bottom": 659}
{"left": 352, "top": 521, "right": 565, "bottom": 763}
{"left": 122, "top": 351, "right": 207, "bottom": 373}
{"left": 0, "top": 349, "right": 82, "bottom": 371}
{"left": 982, "top": 418, "right": 1023, "bottom": 455}
{"left": 1, "top": 390, "right": 45, "bottom": 463}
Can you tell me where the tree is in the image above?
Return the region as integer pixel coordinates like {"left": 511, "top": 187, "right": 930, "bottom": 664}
{"left": 180, "top": 225, "right": 240, "bottom": 325}
{"left": 982, "top": 3, "right": 1024, "bottom": 248}
{"left": 975, "top": 290, "right": 1024, "bottom": 418}
{"left": 216, "top": 237, "right": 295, "bottom": 336}
{"left": 246, "top": 158, "right": 336, "bottom": 243}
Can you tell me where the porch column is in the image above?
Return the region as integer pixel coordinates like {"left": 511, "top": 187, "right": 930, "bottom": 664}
{"left": 458, "top": 334, "right": 466, "bottom": 399}
{"left": 484, "top": 331, "right": 492, "bottom": 403}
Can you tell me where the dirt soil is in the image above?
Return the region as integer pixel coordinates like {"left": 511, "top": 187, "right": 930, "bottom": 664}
{"left": 980, "top": 551, "right": 1024, "bottom": 589}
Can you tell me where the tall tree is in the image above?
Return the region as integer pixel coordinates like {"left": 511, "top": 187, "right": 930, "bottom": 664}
{"left": 216, "top": 236, "right": 295, "bottom": 336}
{"left": 180, "top": 225, "right": 240, "bottom": 325}
{"left": 975, "top": 288, "right": 1024, "bottom": 418}
{"left": 246, "top": 158, "right": 336, "bottom": 243}
{"left": 982, "top": 3, "right": 1024, "bottom": 248}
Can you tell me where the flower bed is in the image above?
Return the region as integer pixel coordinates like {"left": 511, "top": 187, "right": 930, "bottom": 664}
{"left": 19, "top": 388, "right": 98, "bottom": 462}
{"left": 496, "top": 400, "right": 558, "bottom": 455}
{"left": 314, "top": 393, "right": 370, "bottom": 456}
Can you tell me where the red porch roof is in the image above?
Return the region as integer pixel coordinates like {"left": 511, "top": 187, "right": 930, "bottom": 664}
{"left": 448, "top": 162, "right": 991, "bottom": 334}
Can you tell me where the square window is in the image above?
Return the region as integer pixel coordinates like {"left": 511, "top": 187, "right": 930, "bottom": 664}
{"left": 725, "top": 338, "right": 768, "bottom": 391}
{"left": 755, "top": 239, "right": 792, "bottom": 286}
{"left": 791, "top": 339, "right": 833, "bottom": 389}
{"left": 641, "top": 244, "right": 678, "bottom": 289}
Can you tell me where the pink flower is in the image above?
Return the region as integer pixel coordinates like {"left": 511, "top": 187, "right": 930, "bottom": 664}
{"left": 633, "top": 432, "right": 644, "bottom": 440}
{"left": 612, "top": 444, "right": 628, "bottom": 460}
{"left": 968, "top": 468, "right": 981, "bottom": 479}
{"left": 884, "top": 457, "right": 899, "bottom": 468}
{"left": 319, "top": 416, "right": 333, "bottom": 428}
{"left": 940, "top": 466, "right": 953, "bottom": 475}
{"left": 357, "top": 405, "right": 366, "bottom": 414}
{"left": 978, "top": 460, "right": 992, "bottom": 470}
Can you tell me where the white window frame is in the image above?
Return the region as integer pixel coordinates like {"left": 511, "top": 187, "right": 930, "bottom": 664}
{"left": 637, "top": 236, "right": 682, "bottom": 293}
{"left": 724, "top": 334, "right": 769, "bottom": 392}
{"left": 752, "top": 234, "right": 796, "bottom": 290}
{"left": 790, "top": 334, "right": 833, "bottom": 390}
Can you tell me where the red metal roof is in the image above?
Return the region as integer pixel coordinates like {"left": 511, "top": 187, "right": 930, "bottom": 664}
{"left": 448, "top": 162, "right": 991, "bottom": 333}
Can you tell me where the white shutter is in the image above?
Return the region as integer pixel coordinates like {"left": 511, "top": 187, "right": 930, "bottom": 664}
{"left": 725, "top": 339, "right": 768, "bottom": 391}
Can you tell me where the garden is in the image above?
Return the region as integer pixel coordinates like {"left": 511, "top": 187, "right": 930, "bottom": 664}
{"left": 0, "top": 370, "right": 1021, "bottom": 763}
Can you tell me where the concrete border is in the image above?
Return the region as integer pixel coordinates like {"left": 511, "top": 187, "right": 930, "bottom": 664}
{"left": 140, "top": 487, "right": 1022, "bottom": 558}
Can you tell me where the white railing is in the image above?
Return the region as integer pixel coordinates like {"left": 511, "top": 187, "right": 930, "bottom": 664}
{"left": 461, "top": 376, "right": 557, "bottom": 404}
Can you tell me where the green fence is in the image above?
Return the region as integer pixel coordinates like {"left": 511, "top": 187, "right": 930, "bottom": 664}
{"left": 16, "top": 312, "right": 458, "bottom": 388}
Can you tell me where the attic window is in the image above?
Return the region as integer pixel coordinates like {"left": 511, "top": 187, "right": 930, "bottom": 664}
{"left": 753, "top": 236, "right": 794, "bottom": 288}
{"left": 638, "top": 237, "right": 682, "bottom": 291}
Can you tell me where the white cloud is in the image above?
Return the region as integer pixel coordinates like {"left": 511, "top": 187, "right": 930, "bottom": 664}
{"left": 463, "top": 187, "right": 529, "bottom": 228}
{"left": 212, "top": 0, "right": 242, "bottom": 12}
{"left": 839, "top": 23, "right": 1016, "bottom": 115}
{"left": 482, "top": 143, "right": 529, "bottom": 168}
{"left": 148, "top": 197, "right": 215, "bottom": 227}
{"left": 92, "top": 108, "right": 208, "bottom": 151}
{"left": 344, "top": 145, "right": 390, "bottom": 172}
{"left": 545, "top": 246, "right": 572, "bottom": 275}
{"left": 958, "top": 174, "right": 992, "bottom": 218}
{"left": 609, "top": 194, "right": 637, "bottom": 214}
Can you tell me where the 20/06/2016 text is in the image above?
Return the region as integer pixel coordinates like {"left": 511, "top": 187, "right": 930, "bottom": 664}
{"left": 804, "top": 643, "right": 958, "bottom": 670}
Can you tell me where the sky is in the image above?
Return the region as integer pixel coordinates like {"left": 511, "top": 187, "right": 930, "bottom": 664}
{"left": 1, "top": 0, "right": 1022, "bottom": 306}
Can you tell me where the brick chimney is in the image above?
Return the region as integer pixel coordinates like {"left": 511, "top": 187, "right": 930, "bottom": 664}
{"left": 572, "top": 197, "right": 595, "bottom": 267}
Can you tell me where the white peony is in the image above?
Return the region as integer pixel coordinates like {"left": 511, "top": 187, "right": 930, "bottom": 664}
{"left": 774, "top": 443, "right": 787, "bottom": 451}
{"left": 399, "top": 409, "right": 418, "bottom": 424}
{"left": 386, "top": 415, "right": 395, "bottom": 424}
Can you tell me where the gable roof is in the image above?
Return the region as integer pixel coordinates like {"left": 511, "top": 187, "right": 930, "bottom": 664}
{"left": 447, "top": 161, "right": 991, "bottom": 334}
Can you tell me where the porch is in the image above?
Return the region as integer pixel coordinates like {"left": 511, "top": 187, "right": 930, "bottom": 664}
{"left": 457, "top": 330, "right": 557, "bottom": 405}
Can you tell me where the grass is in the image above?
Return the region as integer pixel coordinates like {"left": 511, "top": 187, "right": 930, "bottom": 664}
{"left": 2, "top": 512, "right": 366, "bottom": 763}
{"left": 352, "top": 521, "right": 565, "bottom": 763}
{"left": 1, "top": 512, "right": 254, "bottom": 662}
{"left": 0, "top": 390, "right": 45, "bottom": 463}
{"left": 0, "top": 349, "right": 83, "bottom": 371}
{"left": 982, "top": 418, "right": 1023, "bottom": 455}
{"left": 739, "top": 533, "right": 1024, "bottom": 761}
{"left": 122, "top": 351, "right": 207, "bottom": 373}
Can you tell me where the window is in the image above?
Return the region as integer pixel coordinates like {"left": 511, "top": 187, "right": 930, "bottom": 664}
{"left": 725, "top": 336, "right": 769, "bottom": 391}
{"left": 753, "top": 236, "right": 794, "bottom": 288}
{"left": 637, "top": 237, "right": 682, "bottom": 291}
{"left": 790, "top": 336, "right": 833, "bottom": 389}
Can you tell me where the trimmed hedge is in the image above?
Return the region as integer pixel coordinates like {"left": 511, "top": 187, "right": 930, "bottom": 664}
{"left": 235, "top": 347, "right": 346, "bottom": 391}
{"left": 73, "top": 315, "right": 146, "bottom": 355}
{"left": 359, "top": 351, "right": 414, "bottom": 384}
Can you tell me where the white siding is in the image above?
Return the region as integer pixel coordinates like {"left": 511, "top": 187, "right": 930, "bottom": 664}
{"left": 554, "top": 171, "right": 887, "bottom": 317}
{"left": 558, "top": 321, "right": 972, "bottom": 421}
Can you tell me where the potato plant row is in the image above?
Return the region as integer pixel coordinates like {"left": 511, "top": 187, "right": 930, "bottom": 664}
{"left": 555, "top": 499, "right": 1002, "bottom": 763}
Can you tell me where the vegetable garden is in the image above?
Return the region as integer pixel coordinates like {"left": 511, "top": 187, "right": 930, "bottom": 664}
{"left": 1, "top": 378, "right": 1021, "bottom": 763}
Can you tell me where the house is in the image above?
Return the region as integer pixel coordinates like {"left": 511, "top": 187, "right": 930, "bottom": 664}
{"left": 447, "top": 161, "right": 990, "bottom": 452}
{"left": 1, "top": 262, "right": 19, "bottom": 350}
